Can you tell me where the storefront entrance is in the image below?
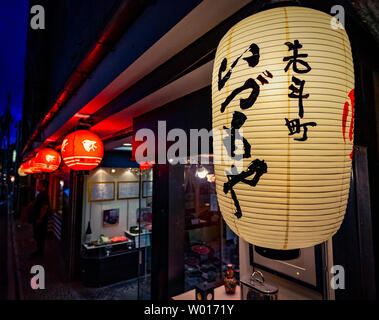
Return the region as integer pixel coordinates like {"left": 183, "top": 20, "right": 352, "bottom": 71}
{"left": 80, "top": 165, "right": 153, "bottom": 299}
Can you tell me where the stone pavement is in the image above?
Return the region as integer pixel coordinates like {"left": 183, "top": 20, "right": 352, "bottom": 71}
{"left": 12, "top": 213, "right": 150, "bottom": 300}
{"left": 0, "top": 201, "right": 8, "bottom": 299}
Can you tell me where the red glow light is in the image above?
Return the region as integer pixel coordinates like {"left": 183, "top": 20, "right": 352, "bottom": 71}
{"left": 61, "top": 130, "right": 104, "bottom": 171}
{"left": 35, "top": 148, "right": 61, "bottom": 172}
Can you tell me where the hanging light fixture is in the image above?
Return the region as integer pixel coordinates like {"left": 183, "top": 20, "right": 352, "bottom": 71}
{"left": 196, "top": 166, "right": 209, "bottom": 179}
{"left": 61, "top": 130, "right": 104, "bottom": 171}
{"left": 35, "top": 148, "right": 61, "bottom": 172}
{"left": 212, "top": 6, "right": 354, "bottom": 250}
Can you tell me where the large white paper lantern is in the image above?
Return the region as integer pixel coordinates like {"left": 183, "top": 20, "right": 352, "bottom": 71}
{"left": 212, "top": 6, "right": 354, "bottom": 250}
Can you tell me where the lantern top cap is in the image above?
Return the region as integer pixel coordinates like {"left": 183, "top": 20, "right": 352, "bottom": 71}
{"left": 218, "top": 6, "right": 339, "bottom": 46}
{"left": 64, "top": 129, "right": 102, "bottom": 138}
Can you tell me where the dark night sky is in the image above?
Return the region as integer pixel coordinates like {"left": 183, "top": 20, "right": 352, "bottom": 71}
{"left": 0, "top": 0, "right": 28, "bottom": 144}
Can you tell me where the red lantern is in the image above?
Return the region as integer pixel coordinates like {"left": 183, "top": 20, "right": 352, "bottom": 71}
{"left": 61, "top": 130, "right": 104, "bottom": 170}
{"left": 139, "top": 161, "right": 154, "bottom": 171}
{"left": 30, "top": 157, "right": 42, "bottom": 174}
{"left": 22, "top": 161, "right": 33, "bottom": 174}
{"left": 35, "top": 148, "right": 61, "bottom": 172}
{"left": 18, "top": 163, "right": 27, "bottom": 176}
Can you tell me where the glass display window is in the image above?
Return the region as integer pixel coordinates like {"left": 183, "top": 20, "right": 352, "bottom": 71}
{"left": 169, "top": 160, "right": 239, "bottom": 293}
{"left": 81, "top": 167, "right": 152, "bottom": 248}
{"left": 80, "top": 166, "right": 153, "bottom": 296}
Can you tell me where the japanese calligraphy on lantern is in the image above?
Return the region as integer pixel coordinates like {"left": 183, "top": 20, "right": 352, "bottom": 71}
{"left": 217, "top": 40, "right": 271, "bottom": 220}
{"left": 342, "top": 89, "right": 355, "bottom": 159}
{"left": 212, "top": 6, "right": 354, "bottom": 250}
{"left": 61, "top": 130, "right": 104, "bottom": 171}
{"left": 283, "top": 39, "right": 316, "bottom": 141}
{"left": 35, "top": 148, "right": 61, "bottom": 172}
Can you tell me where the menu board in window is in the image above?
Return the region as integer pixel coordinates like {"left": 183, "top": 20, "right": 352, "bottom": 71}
{"left": 89, "top": 182, "right": 115, "bottom": 202}
{"left": 117, "top": 181, "right": 139, "bottom": 199}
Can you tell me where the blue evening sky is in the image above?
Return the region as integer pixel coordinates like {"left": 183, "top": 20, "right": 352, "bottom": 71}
{"left": 0, "top": 0, "right": 28, "bottom": 143}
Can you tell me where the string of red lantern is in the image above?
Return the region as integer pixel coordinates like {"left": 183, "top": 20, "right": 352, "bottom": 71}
{"left": 61, "top": 130, "right": 104, "bottom": 171}
{"left": 139, "top": 161, "right": 154, "bottom": 171}
{"left": 35, "top": 148, "right": 61, "bottom": 172}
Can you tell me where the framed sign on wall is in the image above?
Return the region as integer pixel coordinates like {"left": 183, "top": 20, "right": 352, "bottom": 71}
{"left": 88, "top": 181, "right": 115, "bottom": 202}
{"left": 103, "top": 208, "right": 120, "bottom": 227}
{"left": 117, "top": 181, "right": 140, "bottom": 200}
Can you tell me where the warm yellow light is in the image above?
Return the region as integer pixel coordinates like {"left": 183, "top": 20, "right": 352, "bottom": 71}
{"left": 212, "top": 7, "right": 354, "bottom": 250}
{"left": 196, "top": 166, "right": 209, "bottom": 179}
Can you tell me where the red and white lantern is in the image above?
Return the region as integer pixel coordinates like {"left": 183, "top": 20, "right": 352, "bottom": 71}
{"left": 22, "top": 161, "right": 33, "bottom": 174}
{"left": 35, "top": 148, "right": 61, "bottom": 172}
{"left": 30, "top": 157, "right": 42, "bottom": 174}
{"left": 18, "top": 163, "right": 27, "bottom": 176}
{"left": 61, "top": 130, "right": 104, "bottom": 171}
{"left": 139, "top": 161, "right": 154, "bottom": 171}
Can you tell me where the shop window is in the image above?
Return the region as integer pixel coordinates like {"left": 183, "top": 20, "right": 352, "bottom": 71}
{"left": 180, "top": 163, "right": 239, "bottom": 292}
{"left": 80, "top": 167, "right": 153, "bottom": 294}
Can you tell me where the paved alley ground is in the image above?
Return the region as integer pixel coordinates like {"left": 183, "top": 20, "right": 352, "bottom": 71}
{"left": 0, "top": 201, "right": 8, "bottom": 299}
{"left": 7, "top": 200, "right": 150, "bottom": 300}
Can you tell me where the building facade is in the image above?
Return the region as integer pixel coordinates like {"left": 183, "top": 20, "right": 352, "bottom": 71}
{"left": 21, "top": 0, "right": 378, "bottom": 300}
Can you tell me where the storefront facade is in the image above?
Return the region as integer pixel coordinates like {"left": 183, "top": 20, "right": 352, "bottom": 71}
{"left": 20, "top": 0, "right": 378, "bottom": 300}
